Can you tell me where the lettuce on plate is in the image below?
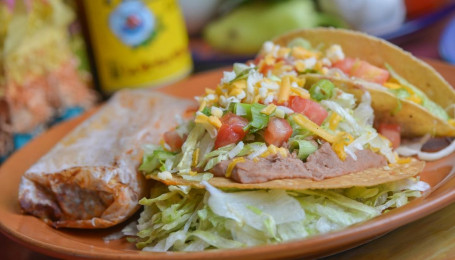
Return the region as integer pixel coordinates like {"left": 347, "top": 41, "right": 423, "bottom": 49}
{"left": 127, "top": 178, "right": 428, "bottom": 252}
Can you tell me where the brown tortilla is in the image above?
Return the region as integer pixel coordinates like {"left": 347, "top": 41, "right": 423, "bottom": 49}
{"left": 268, "top": 28, "right": 455, "bottom": 137}
{"left": 18, "top": 89, "right": 196, "bottom": 228}
{"left": 147, "top": 159, "right": 425, "bottom": 190}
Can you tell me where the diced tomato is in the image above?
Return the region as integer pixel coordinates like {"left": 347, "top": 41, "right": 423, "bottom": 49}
{"left": 214, "top": 113, "right": 249, "bottom": 149}
{"left": 264, "top": 118, "right": 293, "bottom": 147}
{"left": 288, "top": 96, "right": 328, "bottom": 125}
{"left": 259, "top": 64, "right": 274, "bottom": 75}
{"left": 333, "top": 58, "right": 389, "bottom": 84}
{"left": 164, "top": 129, "right": 185, "bottom": 152}
{"left": 332, "top": 58, "right": 356, "bottom": 74}
{"left": 252, "top": 55, "right": 264, "bottom": 65}
{"left": 220, "top": 112, "right": 248, "bottom": 126}
{"left": 378, "top": 123, "right": 401, "bottom": 149}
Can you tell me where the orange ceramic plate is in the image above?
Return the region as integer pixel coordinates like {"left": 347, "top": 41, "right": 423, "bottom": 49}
{"left": 1, "top": 61, "right": 455, "bottom": 259}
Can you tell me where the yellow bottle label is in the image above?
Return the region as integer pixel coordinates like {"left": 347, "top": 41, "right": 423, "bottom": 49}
{"left": 83, "top": 0, "right": 192, "bottom": 92}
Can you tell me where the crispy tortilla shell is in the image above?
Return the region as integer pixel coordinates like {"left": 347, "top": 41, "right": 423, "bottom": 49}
{"left": 270, "top": 28, "right": 455, "bottom": 137}
{"left": 147, "top": 159, "right": 425, "bottom": 190}
{"left": 304, "top": 76, "right": 455, "bottom": 137}
{"left": 18, "top": 90, "right": 196, "bottom": 228}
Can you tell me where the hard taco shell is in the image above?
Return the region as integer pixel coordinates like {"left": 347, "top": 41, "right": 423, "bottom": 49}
{"left": 147, "top": 159, "right": 425, "bottom": 190}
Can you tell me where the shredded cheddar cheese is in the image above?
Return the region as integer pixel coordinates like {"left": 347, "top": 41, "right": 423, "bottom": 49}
{"left": 211, "top": 107, "right": 223, "bottom": 118}
{"left": 232, "top": 79, "right": 247, "bottom": 90}
{"left": 253, "top": 94, "right": 261, "bottom": 104}
{"left": 277, "top": 47, "right": 291, "bottom": 58}
{"left": 291, "top": 46, "right": 314, "bottom": 60}
{"left": 383, "top": 82, "right": 401, "bottom": 90}
{"left": 260, "top": 145, "right": 278, "bottom": 158}
{"left": 261, "top": 104, "right": 277, "bottom": 115}
{"left": 397, "top": 156, "right": 412, "bottom": 164}
{"left": 205, "top": 88, "right": 215, "bottom": 94}
{"left": 264, "top": 54, "right": 275, "bottom": 65}
{"left": 278, "top": 147, "right": 288, "bottom": 157}
{"left": 192, "top": 148, "right": 200, "bottom": 167}
{"left": 378, "top": 134, "right": 393, "bottom": 148}
{"left": 195, "top": 113, "right": 209, "bottom": 124}
{"left": 332, "top": 142, "right": 347, "bottom": 161}
{"left": 198, "top": 99, "right": 207, "bottom": 111}
{"left": 293, "top": 114, "right": 337, "bottom": 143}
{"left": 226, "top": 157, "right": 245, "bottom": 178}
{"left": 278, "top": 76, "right": 291, "bottom": 103}
{"left": 331, "top": 132, "right": 354, "bottom": 161}
{"left": 208, "top": 116, "right": 222, "bottom": 128}
{"left": 259, "top": 145, "right": 288, "bottom": 158}
{"left": 407, "top": 94, "right": 422, "bottom": 104}
{"left": 229, "top": 88, "right": 243, "bottom": 97}
{"left": 294, "top": 60, "right": 307, "bottom": 73}
{"left": 328, "top": 112, "right": 342, "bottom": 130}
{"left": 291, "top": 86, "right": 310, "bottom": 99}
{"left": 160, "top": 139, "right": 170, "bottom": 151}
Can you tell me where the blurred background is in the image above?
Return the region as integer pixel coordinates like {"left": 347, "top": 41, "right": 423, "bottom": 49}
{"left": 1, "top": 0, "right": 455, "bottom": 162}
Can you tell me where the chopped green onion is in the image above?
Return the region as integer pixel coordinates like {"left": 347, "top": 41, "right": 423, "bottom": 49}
{"left": 289, "top": 138, "right": 317, "bottom": 160}
{"left": 310, "top": 79, "right": 335, "bottom": 101}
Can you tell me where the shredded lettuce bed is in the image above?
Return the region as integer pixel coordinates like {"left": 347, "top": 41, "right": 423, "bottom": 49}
{"left": 127, "top": 179, "right": 428, "bottom": 252}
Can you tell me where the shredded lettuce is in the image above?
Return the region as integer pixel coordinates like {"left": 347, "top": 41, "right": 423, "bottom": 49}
{"left": 353, "top": 92, "right": 374, "bottom": 127}
{"left": 139, "top": 146, "right": 176, "bottom": 174}
{"left": 237, "top": 142, "right": 266, "bottom": 157}
{"left": 129, "top": 179, "right": 427, "bottom": 252}
{"left": 248, "top": 103, "right": 269, "bottom": 132}
{"left": 196, "top": 144, "right": 236, "bottom": 171}
{"left": 176, "top": 125, "right": 205, "bottom": 173}
{"left": 197, "top": 132, "right": 215, "bottom": 164}
{"left": 321, "top": 100, "right": 362, "bottom": 135}
{"left": 231, "top": 102, "right": 270, "bottom": 132}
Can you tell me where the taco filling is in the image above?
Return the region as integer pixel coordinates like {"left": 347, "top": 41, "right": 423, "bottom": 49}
{"left": 123, "top": 29, "right": 447, "bottom": 252}
{"left": 128, "top": 38, "right": 436, "bottom": 252}
{"left": 139, "top": 61, "right": 407, "bottom": 184}
{"left": 255, "top": 39, "right": 454, "bottom": 124}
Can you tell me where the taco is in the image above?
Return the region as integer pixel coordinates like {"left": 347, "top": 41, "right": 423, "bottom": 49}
{"left": 131, "top": 52, "right": 429, "bottom": 251}
{"left": 256, "top": 28, "right": 455, "bottom": 137}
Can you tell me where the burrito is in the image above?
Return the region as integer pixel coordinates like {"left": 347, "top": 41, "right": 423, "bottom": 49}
{"left": 130, "top": 52, "right": 430, "bottom": 251}
{"left": 257, "top": 28, "right": 455, "bottom": 137}
{"left": 18, "top": 89, "right": 195, "bottom": 228}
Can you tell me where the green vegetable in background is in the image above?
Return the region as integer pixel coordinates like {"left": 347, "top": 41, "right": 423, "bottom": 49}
{"left": 204, "top": 0, "right": 346, "bottom": 55}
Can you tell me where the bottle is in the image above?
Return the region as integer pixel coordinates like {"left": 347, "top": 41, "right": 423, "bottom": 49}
{"left": 81, "top": 0, "right": 192, "bottom": 93}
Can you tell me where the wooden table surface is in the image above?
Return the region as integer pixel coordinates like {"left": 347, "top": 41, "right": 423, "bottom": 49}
{"left": 2, "top": 11, "right": 455, "bottom": 260}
